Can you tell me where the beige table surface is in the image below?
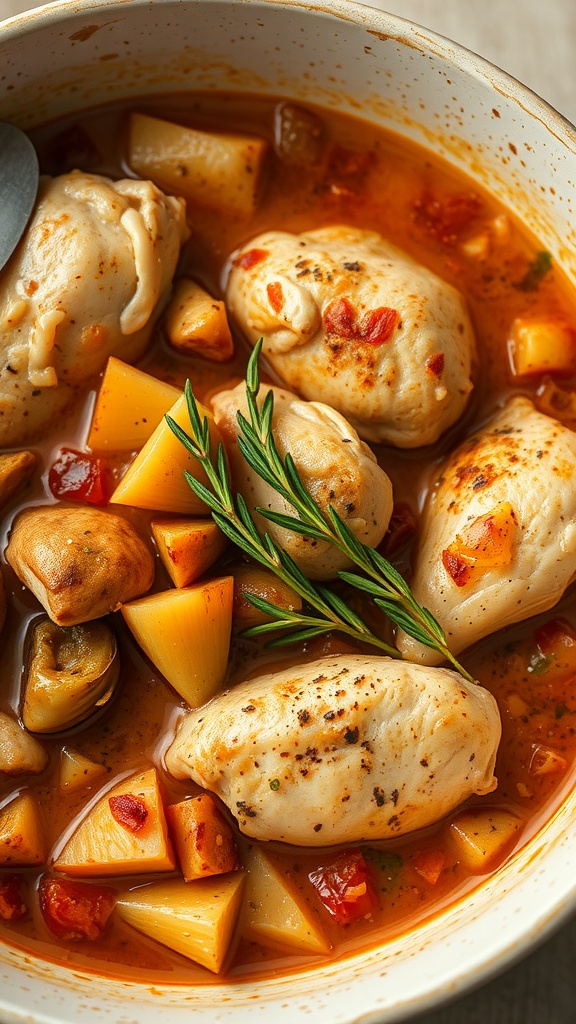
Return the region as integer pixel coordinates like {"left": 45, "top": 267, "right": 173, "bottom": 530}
{"left": 0, "top": 0, "right": 575, "bottom": 1021}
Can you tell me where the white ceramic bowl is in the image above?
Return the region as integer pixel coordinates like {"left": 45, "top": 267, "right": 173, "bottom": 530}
{"left": 1, "top": 2, "right": 576, "bottom": 1021}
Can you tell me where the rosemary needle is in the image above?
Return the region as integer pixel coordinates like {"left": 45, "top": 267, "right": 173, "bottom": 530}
{"left": 166, "top": 342, "right": 473, "bottom": 682}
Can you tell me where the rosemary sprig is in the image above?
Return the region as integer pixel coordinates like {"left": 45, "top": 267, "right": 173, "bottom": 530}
{"left": 166, "top": 386, "right": 400, "bottom": 658}
{"left": 166, "top": 343, "right": 473, "bottom": 681}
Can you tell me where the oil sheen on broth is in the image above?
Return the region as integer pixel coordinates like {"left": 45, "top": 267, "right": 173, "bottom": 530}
{"left": 1, "top": 92, "right": 576, "bottom": 984}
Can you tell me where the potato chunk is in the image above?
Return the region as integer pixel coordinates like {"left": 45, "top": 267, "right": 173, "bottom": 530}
{"left": 53, "top": 767, "right": 175, "bottom": 876}
{"left": 127, "top": 112, "right": 268, "bottom": 216}
{"left": 116, "top": 873, "right": 245, "bottom": 973}
{"left": 509, "top": 316, "right": 576, "bottom": 376}
{"left": 164, "top": 279, "right": 234, "bottom": 362}
{"left": 59, "top": 747, "right": 107, "bottom": 792}
{"left": 0, "top": 791, "right": 47, "bottom": 865}
{"left": 6, "top": 505, "right": 154, "bottom": 625}
{"left": 166, "top": 794, "right": 237, "bottom": 881}
{"left": 151, "top": 517, "right": 227, "bottom": 588}
{"left": 87, "top": 357, "right": 181, "bottom": 452}
{"left": 110, "top": 393, "right": 222, "bottom": 514}
{"left": 241, "top": 846, "right": 330, "bottom": 954}
{"left": 448, "top": 807, "right": 523, "bottom": 872}
{"left": 121, "top": 576, "right": 233, "bottom": 707}
{"left": 0, "top": 450, "right": 37, "bottom": 508}
{"left": 0, "top": 712, "right": 48, "bottom": 776}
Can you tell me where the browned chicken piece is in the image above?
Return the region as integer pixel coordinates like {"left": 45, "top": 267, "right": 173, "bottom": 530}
{"left": 0, "top": 170, "right": 188, "bottom": 447}
{"left": 211, "top": 382, "right": 393, "bottom": 579}
{"left": 165, "top": 654, "right": 501, "bottom": 847}
{"left": 0, "top": 712, "right": 48, "bottom": 775}
{"left": 0, "top": 450, "right": 36, "bottom": 508}
{"left": 226, "top": 225, "right": 475, "bottom": 448}
{"left": 5, "top": 505, "right": 154, "bottom": 625}
{"left": 397, "top": 397, "right": 576, "bottom": 663}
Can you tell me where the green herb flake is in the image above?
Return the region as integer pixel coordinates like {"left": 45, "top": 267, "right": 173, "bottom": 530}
{"left": 269, "top": 778, "right": 280, "bottom": 791}
{"left": 514, "top": 250, "right": 553, "bottom": 292}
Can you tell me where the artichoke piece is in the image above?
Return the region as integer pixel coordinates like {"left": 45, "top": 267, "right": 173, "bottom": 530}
{"left": 23, "top": 618, "right": 120, "bottom": 733}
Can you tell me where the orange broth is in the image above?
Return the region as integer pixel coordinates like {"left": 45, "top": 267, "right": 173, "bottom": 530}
{"left": 1, "top": 92, "right": 576, "bottom": 983}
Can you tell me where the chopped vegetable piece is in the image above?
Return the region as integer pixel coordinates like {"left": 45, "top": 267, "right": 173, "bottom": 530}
{"left": 116, "top": 873, "right": 246, "bottom": 973}
{"left": 164, "top": 279, "right": 234, "bottom": 362}
{"left": 151, "top": 517, "right": 228, "bottom": 589}
{"left": 448, "top": 807, "right": 523, "bottom": 873}
{"left": 110, "top": 393, "right": 222, "bottom": 514}
{"left": 414, "top": 189, "right": 482, "bottom": 244}
{"left": 509, "top": 316, "right": 576, "bottom": 377}
{"left": 528, "top": 618, "right": 576, "bottom": 681}
{"left": 23, "top": 618, "right": 119, "bottom": 733}
{"left": 379, "top": 502, "right": 417, "bottom": 557}
{"left": 166, "top": 794, "right": 237, "bottom": 880}
{"left": 53, "top": 768, "right": 175, "bottom": 876}
{"left": 529, "top": 744, "right": 568, "bottom": 777}
{"left": 0, "top": 875, "right": 28, "bottom": 921}
{"left": 273, "top": 101, "right": 324, "bottom": 167}
{"left": 308, "top": 849, "right": 378, "bottom": 925}
{"left": 127, "top": 112, "right": 268, "bottom": 216}
{"left": 0, "top": 791, "right": 47, "bottom": 866}
{"left": 121, "top": 577, "right": 233, "bottom": 708}
{"left": 48, "top": 448, "right": 110, "bottom": 505}
{"left": 59, "top": 747, "right": 107, "bottom": 792}
{"left": 0, "top": 712, "right": 48, "bottom": 776}
{"left": 0, "top": 450, "right": 36, "bottom": 509}
{"left": 39, "top": 877, "right": 116, "bottom": 940}
{"left": 411, "top": 849, "right": 445, "bottom": 885}
{"left": 514, "top": 250, "right": 552, "bottom": 292}
{"left": 242, "top": 846, "right": 330, "bottom": 954}
{"left": 87, "top": 357, "right": 181, "bottom": 452}
{"left": 232, "top": 563, "right": 302, "bottom": 627}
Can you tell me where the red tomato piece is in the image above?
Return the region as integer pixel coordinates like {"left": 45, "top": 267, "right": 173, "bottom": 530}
{"left": 308, "top": 849, "right": 378, "bottom": 924}
{"left": 39, "top": 877, "right": 116, "bottom": 940}
{"left": 108, "top": 793, "right": 148, "bottom": 833}
{"left": 379, "top": 502, "right": 417, "bottom": 556}
{"left": 0, "top": 875, "right": 28, "bottom": 921}
{"left": 48, "top": 448, "right": 109, "bottom": 505}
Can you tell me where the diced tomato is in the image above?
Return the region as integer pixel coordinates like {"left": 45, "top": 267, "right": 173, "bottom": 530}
{"left": 108, "top": 794, "right": 148, "bottom": 833}
{"left": 414, "top": 189, "right": 482, "bottom": 244}
{"left": 39, "top": 877, "right": 116, "bottom": 940}
{"left": 0, "top": 875, "right": 28, "bottom": 921}
{"left": 324, "top": 297, "right": 398, "bottom": 346}
{"left": 232, "top": 247, "right": 269, "bottom": 270}
{"left": 48, "top": 448, "right": 110, "bottom": 505}
{"left": 411, "top": 849, "right": 445, "bottom": 885}
{"left": 308, "top": 849, "right": 378, "bottom": 924}
{"left": 441, "top": 548, "right": 473, "bottom": 587}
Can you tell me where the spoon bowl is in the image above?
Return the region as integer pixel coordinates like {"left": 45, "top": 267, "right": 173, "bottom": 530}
{"left": 0, "top": 120, "right": 39, "bottom": 271}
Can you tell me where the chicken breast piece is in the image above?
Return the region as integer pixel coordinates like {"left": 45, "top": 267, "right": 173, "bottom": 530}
{"left": 0, "top": 170, "right": 189, "bottom": 446}
{"left": 225, "top": 225, "right": 475, "bottom": 447}
{"left": 165, "top": 654, "right": 501, "bottom": 846}
{"left": 397, "top": 397, "right": 576, "bottom": 664}
{"left": 211, "top": 382, "right": 393, "bottom": 579}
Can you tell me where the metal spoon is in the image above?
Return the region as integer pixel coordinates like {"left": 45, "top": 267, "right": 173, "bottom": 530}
{"left": 0, "top": 121, "right": 39, "bottom": 273}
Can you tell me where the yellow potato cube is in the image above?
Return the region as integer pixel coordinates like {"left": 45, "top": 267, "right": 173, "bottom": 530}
{"left": 164, "top": 279, "right": 234, "bottom": 362}
{"left": 151, "top": 517, "right": 227, "bottom": 588}
{"left": 241, "top": 846, "right": 330, "bottom": 955}
{"left": 509, "top": 317, "right": 576, "bottom": 377}
{"left": 232, "top": 563, "right": 302, "bottom": 627}
{"left": 127, "top": 112, "right": 268, "bottom": 216}
{"left": 53, "top": 767, "right": 175, "bottom": 876}
{"left": 166, "top": 794, "right": 237, "bottom": 881}
{"left": 116, "top": 873, "right": 245, "bottom": 973}
{"left": 59, "top": 747, "right": 108, "bottom": 792}
{"left": 0, "top": 790, "right": 47, "bottom": 866}
{"left": 110, "top": 393, "right": 222, "bottom": 514}
{"left": 448, "top": 807, "right": 523, "bottom": 873}
{"left": 121, "top": 576, "right": 233, "bottom": 707}
{"left": 87, "top": 357, "right": 181, "bottom": 452}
